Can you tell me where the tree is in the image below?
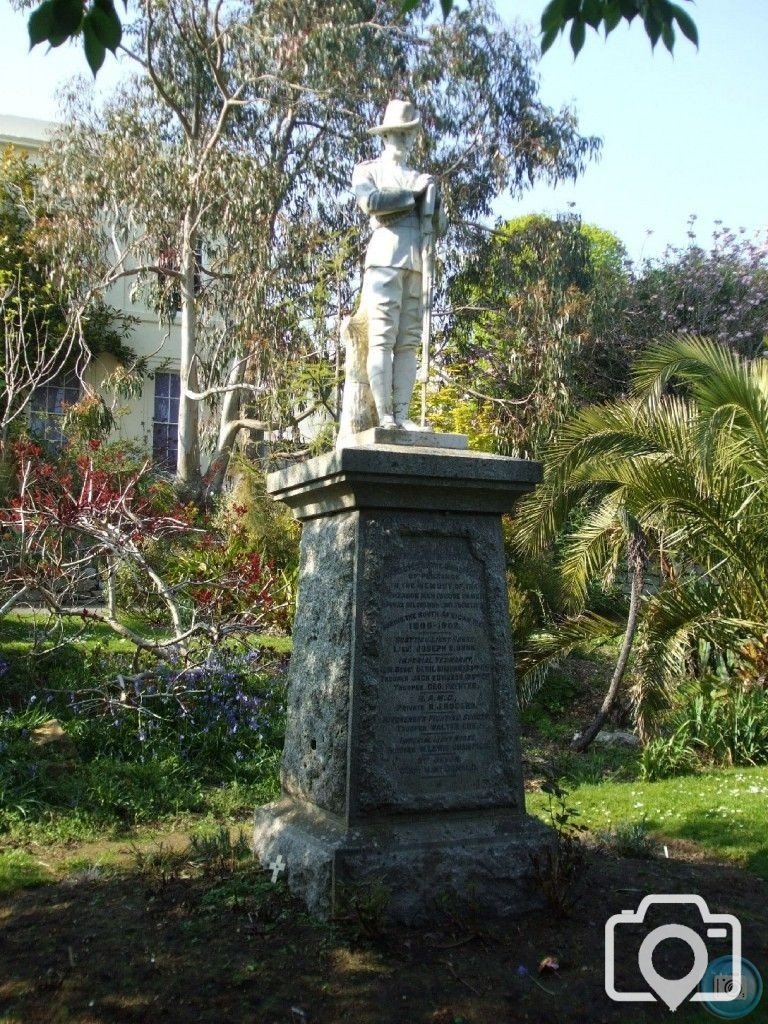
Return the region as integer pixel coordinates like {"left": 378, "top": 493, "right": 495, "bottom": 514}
{"left": 23, "top": 0, "right": 699, "bottom": 75}
{"left": 44, "top": 0, "right": 599, "bottom": 502}
{"left": 430, "top": 213, "right": 628, "bottom": 455}
{"left": 513, "top": 334, "right": 768, "bottom": 746}
{"left": 538, "top": 0, "right": 698, "bottom": 56}
{"left": 0, "top": 149, "right": 132, "bottom": 461}
{"left": 625, "top": 223, "right": 768, "bottom": 362}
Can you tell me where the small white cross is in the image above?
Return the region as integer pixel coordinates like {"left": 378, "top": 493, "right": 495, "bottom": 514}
{"left": 269, "top": 854, "right": 286, "bottom": 883}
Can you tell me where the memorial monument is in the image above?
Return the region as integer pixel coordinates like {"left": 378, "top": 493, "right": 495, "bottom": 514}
{"left": 253, "top": 99, "right": 551, "bottom": 922}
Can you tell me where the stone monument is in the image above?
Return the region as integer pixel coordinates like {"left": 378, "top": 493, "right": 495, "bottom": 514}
{"left": 253, "top": 100, "right": 551, "bottom": 922}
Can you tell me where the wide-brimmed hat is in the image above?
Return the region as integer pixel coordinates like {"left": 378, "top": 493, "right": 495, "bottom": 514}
{"left": 367, "top": 99, "right": 420, "bottom": 136}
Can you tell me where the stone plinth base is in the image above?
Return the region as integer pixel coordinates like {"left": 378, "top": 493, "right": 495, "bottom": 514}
{"left": 254, "top": 443, "right": 548, "bottom": 923}
{"left": 254, "top": 798, "right": 553, "bottom": 923}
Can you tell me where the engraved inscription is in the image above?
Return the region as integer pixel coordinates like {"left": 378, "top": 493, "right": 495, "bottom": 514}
{"left": 375, "top": 536, "right": 496, "bottom": 800}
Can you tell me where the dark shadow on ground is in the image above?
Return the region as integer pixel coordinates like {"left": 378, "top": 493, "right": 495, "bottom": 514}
{"left": 652, "top": 807, "right": 768, "bottom": 881}
{"left": 1, "top": 848, "right": 767, "bottom": 1024}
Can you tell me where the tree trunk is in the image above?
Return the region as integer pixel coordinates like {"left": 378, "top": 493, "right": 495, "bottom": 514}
{"left": 571, "top": 529, "right": 647, "bottom": 753}
{"left": 203, "top": 358, "right": 244, "bottom": 502}
{"left": 176, "top": 218, "right": 202, "bottom": 503}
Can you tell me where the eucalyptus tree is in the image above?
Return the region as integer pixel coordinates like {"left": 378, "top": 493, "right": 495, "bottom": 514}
{"left": 514, "top": 335, "right": 768, "bottom": 746}
{"left": 44, "top": 0, "right": 599, "bottom": 502}
{"left": 433, "top": 214, "right": 628, "bottom": 456}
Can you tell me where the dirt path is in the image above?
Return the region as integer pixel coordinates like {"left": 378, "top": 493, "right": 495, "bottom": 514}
{"left": 1, "top": 845, "right": 767, "bottom": 1024}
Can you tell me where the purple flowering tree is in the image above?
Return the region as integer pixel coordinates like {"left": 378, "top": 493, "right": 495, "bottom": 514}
{"left": 626, "top": 221, "right": 768, "bottom": 360}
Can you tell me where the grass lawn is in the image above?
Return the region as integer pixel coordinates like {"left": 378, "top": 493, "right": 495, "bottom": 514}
{"left": 0, "top": 848, "right": 53, "bottom": 894}
{"left": 1, "top": 608, "right": 291, "bottom": 655}
{"left": 528, "top": 765, "right": 768, "bottom": 879}
{"left": 0, "top": 611, "right": 289, "bottom": 851}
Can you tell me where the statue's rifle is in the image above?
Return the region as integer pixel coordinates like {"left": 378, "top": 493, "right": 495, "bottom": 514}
{"left": 419, "top": 180, "right": 437, "bottom": 428}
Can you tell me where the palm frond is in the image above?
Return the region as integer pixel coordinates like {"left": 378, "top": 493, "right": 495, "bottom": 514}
{"left": 512, "top": 479, "right": 592, "bottom": 555}
{"left": 559, "top": 491, "right": 624, "bottom": 607}
{"left": 632, "top": 577, "right": 766, "bottom": 736}
{"left": 516, "top": 610, "right": 624, "bottom": 705}
{"left": 634, "top": 334, "right": 768, "bottom": 480}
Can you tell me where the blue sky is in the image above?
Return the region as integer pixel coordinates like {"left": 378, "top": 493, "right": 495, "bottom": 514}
{"left": 496, "top": 0, "right": 768, "bottom": 262}
{"left": 1, "top": 0, "right": 766, "bottom": 263}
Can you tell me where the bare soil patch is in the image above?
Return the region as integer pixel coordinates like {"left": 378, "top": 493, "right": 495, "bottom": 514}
{"left": 1, "top": 844, "right": 767, "bottom": 1024}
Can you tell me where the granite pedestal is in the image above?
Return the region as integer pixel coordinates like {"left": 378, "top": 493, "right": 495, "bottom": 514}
{"left": 253, "top": 441, "right": 553, "bottom": 922}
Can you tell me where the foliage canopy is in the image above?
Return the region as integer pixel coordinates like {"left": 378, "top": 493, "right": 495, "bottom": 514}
{"left": 44, "top": 0, "right": 599, "bottom": 499}
{"left": 514, "top": 334, "right": 768, "bottom": 734}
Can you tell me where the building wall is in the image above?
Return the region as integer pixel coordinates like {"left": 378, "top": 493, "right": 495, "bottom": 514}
{"left": 0, "top": 113, "right": 195, "bottom": 466}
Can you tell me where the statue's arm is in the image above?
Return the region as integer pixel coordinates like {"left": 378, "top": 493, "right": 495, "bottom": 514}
{"left": 412, "top": 172, "right": 448, "bottom": 237}
{"left": 352, "top": 164, "right": 416, "bottom": 217}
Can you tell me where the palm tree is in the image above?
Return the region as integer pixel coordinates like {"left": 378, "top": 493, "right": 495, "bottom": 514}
{"left": 513, "top": 334, "right": 768, "bottom": 748}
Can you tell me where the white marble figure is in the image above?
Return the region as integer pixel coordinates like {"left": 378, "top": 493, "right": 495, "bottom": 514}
{"left": 343, "top": 99, "right": 445, "bottom": 437}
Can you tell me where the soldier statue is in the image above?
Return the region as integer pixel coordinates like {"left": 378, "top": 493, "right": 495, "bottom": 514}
{"left": 346, "top": 99, "right": 446, "bottom": 433}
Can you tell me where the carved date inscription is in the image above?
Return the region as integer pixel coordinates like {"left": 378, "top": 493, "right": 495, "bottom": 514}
{"left": 374, "top": 536, "right": 496, "bottom": 800}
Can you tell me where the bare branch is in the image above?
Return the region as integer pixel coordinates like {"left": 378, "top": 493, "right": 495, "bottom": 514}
{"left": 184, "top": 381, "right": 267, "bottom": 401}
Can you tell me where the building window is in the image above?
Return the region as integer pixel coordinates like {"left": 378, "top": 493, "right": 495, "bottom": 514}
{"left": 29, "top": 371, "right": 80, "bottom": 449}
{"left": 152, "top": 372, "right": 180, "bottom": 469}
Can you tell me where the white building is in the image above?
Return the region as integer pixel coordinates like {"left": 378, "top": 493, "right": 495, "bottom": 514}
{"left": 1, "top": 113, "right": 185, "bottom": 468}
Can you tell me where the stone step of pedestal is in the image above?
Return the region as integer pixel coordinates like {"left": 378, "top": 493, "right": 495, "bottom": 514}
{"left": 340, "top": 427, "right": 468, "bottom": 450}
{"left": 254, "top": 797, "right": 553, "bottom": 923}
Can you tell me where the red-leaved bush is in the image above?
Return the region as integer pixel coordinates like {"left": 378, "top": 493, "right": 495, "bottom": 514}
{"left": 0, "top": 438, "right": 291, "bottom": 654}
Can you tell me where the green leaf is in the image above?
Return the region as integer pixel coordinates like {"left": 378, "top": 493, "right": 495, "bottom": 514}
{"left": 661, "top": 20, "right": 675, "bottom": 52}
{"left": 563, "top": 0, "right": 581, "bottom": 17}
{"left": 603, "top": 0, "right": 622, "bottom": 33}
{"left": 541, "top": 25, "right": 560, "bottom": 53}
{"left": 90, "top": 0, "right": 122, "bottom": 51}
{"left": 47, "top": 0, "right": 85, "bottom": 46}
{"left": 582, "top": 0, "right": 603, "bottom": 29}
{"left": 540, "top": 0, "right": 567, "bottom": 33}
{"left": 570, "top": 17, "right": 586, "bottom": 56}
{"left": 619, "top": 0, "right": 639, "bottom": 20}
{"left": 643, "top": 10, "right": 662, "bottom": 48}
{"left": 439, "top": 0, "right": 452, "bottom": 20}
{"left": 671, "top": 3, "right": 699, "bottom": 46}
{"left": 28, "top": 0, "right": 54, "bottom": 47}
{"left": 399, "top": 0, "right": 421, "bottom": 14}
{"left": 83, "top": 16, "right": 106, "bottom": 74}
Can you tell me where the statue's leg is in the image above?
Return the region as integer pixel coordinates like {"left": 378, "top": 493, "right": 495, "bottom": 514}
{"left": 393, "top": 270, "right": 426, "bottom": 429}
{"left": 364, "top": 266, "right": 401, "bottom": 427}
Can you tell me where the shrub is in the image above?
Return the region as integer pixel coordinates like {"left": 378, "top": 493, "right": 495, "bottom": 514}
{"left": 684, "top": 685, "right": 768, "bottom": 767}
{"left": 640, "top": 731, "right": 698, "bottom": 782}
{"left": 640, "top": 681, "right": 768, "bottom": 781}
{"left": 599, "top": 820, "right": 658, "bottom": 859}
{"left": 4, "top": 436, "right": 292, "bottom": 628}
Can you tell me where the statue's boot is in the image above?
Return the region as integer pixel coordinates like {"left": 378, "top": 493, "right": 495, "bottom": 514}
{"left": 367, "top": 345, "right": 395, "bottom": 427}
{"left": 393, "top": 349, "right": 429, "bottom": 430}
